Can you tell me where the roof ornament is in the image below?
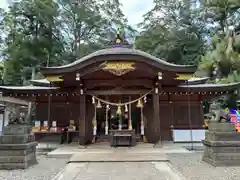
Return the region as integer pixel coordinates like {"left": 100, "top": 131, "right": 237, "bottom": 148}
{"left": 107, "top": 26, "right": 132, "bottom": 48}
{"left": 115, "top": 28, "right": 122, "bottom": 45}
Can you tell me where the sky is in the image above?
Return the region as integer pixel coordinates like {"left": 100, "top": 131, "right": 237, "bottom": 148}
{"left": 120, "top": 0, "right": 154, "bottom": 27}
{"left": 0, "top": 0, "right": 154, "bottom": 27}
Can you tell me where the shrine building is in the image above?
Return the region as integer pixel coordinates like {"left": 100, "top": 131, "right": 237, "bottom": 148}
{"left": 0, "top": 34, "right": 240, "bottom": 146}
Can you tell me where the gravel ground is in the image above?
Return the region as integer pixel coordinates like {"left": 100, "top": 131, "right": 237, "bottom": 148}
{"left": 0, "top": 155, "right": 68, "bottom": 180}
{"left": 168, "top": 152, "right": 240, "bottom": 180}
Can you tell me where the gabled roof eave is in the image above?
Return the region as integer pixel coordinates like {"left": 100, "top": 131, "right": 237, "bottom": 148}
{"left": 40, "top": 48, "right": 197, "bottom": 75}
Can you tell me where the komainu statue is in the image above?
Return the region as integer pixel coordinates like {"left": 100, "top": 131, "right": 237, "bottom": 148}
{"left": 209, "top": 102, "right": 231, "bottom": 123}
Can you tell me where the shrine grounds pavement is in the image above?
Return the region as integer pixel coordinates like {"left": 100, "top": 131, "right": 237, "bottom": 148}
{"left": 0, "top": 143, "right": 240, "bottom": 180}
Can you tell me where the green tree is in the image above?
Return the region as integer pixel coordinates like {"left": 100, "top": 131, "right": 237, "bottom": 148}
{"left": 1, "top": 0, "right": 136, "bottom": 85}
{"left": 200, "top": 0, "right": 240, "bottom": 33}
{"left": 135, "top": 0, "right": 206, "bottom": 65}
{"left": 57, "top": 0, "right": 135, "bottom": 60}
{"left": 197, "top": 0, "right": 240, "bottom": 79}
{"left": 1, "top": 0, "right": 64, "bottom": 85}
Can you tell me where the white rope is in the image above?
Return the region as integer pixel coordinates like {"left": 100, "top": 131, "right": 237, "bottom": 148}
{"left": 88, "top": 89, "right": 154, "bottom": 106}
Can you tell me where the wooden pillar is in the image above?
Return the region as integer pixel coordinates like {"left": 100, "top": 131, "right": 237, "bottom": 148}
{"left": 79, "top": 95, "right": 86, "bottom": 145}
{"left": 105, "top": 96, "right": 109, "bottom": 135}
{"left": 128, "top": 96, "right": 132, "bottom": 130}
{"left": 47, "top": 95, "right": 51, "bottom": 127}
{"left": 153, "top": 93, "right": 161, "bottom": 145}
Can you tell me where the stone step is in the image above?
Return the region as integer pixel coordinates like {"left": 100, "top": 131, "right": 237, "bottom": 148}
{"left": 0, "top": 148, "right": 35, "bottom": 156}
{"left": 203, "top": 156, "right": 240, "bottom": 166}
{"left": 0, "top": 153, "right": 37, "bottom": 163}
{"left": 0, "top": 142, "right": 38, "bottom": 150}
{"left": 3, "top": 125, "right": 32, "bottom": 135}
{"left": 208, "top": 152, "right": 240, "bottom": 161}
{"left": 0, "top": 134, "right": 35, "bottom": 144}
{"left": 208, "top": 122, "right": 236, "bottom": 132}
{"left": 205, "top": 131, "right": 240, "bottom": 141}
{"left": 203, "top": 140, "right": 240, "bottom": 147}
{"left": 0, "top": 163, "right": 29, "bottom": 170}
{"left": 204, "top": 146, "right": 240, "bottom": 153}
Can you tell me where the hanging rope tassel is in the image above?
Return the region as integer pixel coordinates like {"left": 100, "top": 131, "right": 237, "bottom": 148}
{"left": 125, "top": 104, "right": 128, "bottom": 112}
{"left": 143, "top": 96, "right": 147, "bottom": 103}
{"left": 92, "top": 97, "right": 95, "bottom": 104}
{"left": 116, "top": 105, "right": 122, "bottom": 115}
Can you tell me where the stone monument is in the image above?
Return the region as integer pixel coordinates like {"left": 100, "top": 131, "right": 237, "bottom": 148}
{"left": 202, "top": 103, "right": 240, "bottom": 166}
{"left": 0, "top": 110, "right": 38, "bottom": 169}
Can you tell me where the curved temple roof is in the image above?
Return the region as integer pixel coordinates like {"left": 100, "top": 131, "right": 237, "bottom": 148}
{"left": 40, "top": 48, "right": 197, "bottom": 74}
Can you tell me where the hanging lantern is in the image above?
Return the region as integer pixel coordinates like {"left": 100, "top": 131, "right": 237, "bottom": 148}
{"left": 106, "top": 104, "right": 110, "bottom": 110}
{"left": 136, "top": 99, "right": 143, "bottom": 108}
{"left": 96, "top": 100, "right": 102, "bottom": 108}
{"left": 92, "top": 97, "right": 95, "bottom": 104}
{"left": 143, "top": 96, "right": 147, "bottom": 103}
{"left": 125, "top": 104, "right": 128, "bottom": 112}
{"left": 158, "top": 72, "right": 162, "bottom": 80}
{"left": 234, "top": 89, "right": 238, "bottom": 95}
{"left": 80, "top": 89, "right": 83, "bottom": 95}
{"left": 76, "top": 73, "right": 80, "bottom": 81}
{"left": 116, "top": 105, "right": 122, "bottom": 115}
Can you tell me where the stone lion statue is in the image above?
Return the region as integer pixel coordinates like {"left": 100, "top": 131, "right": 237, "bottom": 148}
{"left": 209, "top": 102, "right": 231, "bottom": 123}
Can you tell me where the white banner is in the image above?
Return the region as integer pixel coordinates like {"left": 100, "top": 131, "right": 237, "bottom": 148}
{"left": 173, "top": 129, "right": 205, "bottom": 142}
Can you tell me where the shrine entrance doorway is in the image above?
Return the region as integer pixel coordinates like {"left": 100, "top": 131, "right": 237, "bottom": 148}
{"left": 93, "top": 94, "right": 145, "bottom": 142}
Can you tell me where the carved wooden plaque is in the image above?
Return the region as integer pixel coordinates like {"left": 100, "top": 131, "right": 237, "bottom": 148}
{"left": 102, "top": 62, "right": 135, "bottom": 76}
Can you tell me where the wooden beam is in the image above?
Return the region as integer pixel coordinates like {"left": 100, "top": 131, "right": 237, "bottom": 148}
{"left": 159, "top": 101, "right": 202, "bottom": 105}
{"left": 79, "top": 95, "right": 86, "bottom": 145}
{"left": 153, "top": 93, "right": 161, "bottom": 144}
{"left": 84, "top": 79, "right": 154, "bottom": 89}
{"left": 87, "top": 88, "right": 152, "bottom": 95}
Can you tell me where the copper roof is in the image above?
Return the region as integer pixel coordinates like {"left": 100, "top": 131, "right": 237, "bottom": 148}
{"left": 40, "top": 48, "right": 197, "bottom": 74}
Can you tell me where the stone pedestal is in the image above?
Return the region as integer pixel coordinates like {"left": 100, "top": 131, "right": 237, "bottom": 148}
{"left": 202, "top": 122, "right": 240, "bottom": 166}
{"left": 0, "top": 125, "right": 38, "bottom": 169}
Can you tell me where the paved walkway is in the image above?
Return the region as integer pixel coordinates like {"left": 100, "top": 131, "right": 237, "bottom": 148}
{"left": 49, "top": 142, "right": 195, "bottom": 180}
{"left": 52, "top": 162, "right": 184, "bottom": 180}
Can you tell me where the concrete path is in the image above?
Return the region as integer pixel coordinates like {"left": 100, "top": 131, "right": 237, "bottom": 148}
{"left": 52, "top": 162, "right": 185, "bottom": 180}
